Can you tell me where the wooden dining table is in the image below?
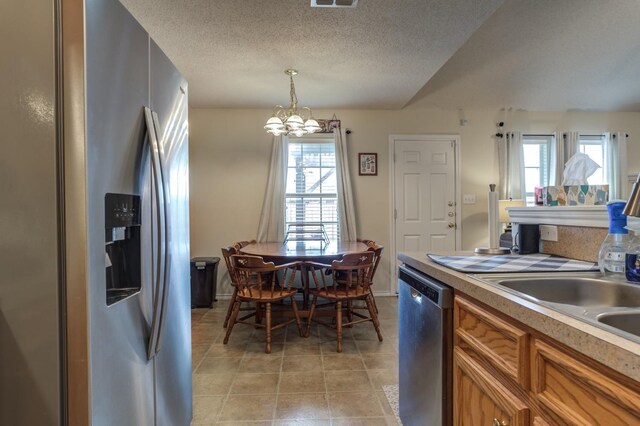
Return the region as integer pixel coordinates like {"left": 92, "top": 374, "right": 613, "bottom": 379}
{"left": 239, "top": 241, "right": 368, "bottom": 263}
{"left": 239, "top": 240, "right": 369, "bottom": 312}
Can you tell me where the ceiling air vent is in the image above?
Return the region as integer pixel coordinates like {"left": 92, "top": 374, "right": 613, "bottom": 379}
{"left": 311, "top": 0, "right": 358, "bottom": 8}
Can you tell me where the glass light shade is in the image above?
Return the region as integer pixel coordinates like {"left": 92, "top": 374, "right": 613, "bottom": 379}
{"left": 498, "top": 199, "right": 525, "bottom": 223}
{"left": 285, "top": 114, "right": 304, "bottom": 129}
{"left": 264, "top": 116, "right": 285, "bottom": 131}
{"left": 290, "top": 128, "right": 308, "bottom": 137}
{"left": 268, "top": 128, "right": 286, "bottom": 136}
{"left": 304, "top": 118, "right": 321, "bottom": 133}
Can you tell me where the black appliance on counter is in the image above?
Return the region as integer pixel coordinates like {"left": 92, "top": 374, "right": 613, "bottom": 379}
{"left": 517, "top": 224, "right": 540, "bottom": 254}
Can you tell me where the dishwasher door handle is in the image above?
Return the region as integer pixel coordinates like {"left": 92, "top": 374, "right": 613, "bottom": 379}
{"left": 398, "top": 265, "right": 453, "bottom": 309}
{"left": 410, "top": 288, "right": 422, "bottom": 302}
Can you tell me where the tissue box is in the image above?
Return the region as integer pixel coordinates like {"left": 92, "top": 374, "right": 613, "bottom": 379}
{"left": 543, "top": 185, "right": 609, "bottom": 206}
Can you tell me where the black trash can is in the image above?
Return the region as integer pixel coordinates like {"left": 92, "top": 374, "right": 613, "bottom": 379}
{"left": 190, "top": 257, "right": 220, "bottom": 308}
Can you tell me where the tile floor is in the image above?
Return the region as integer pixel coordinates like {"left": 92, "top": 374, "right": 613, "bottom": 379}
{"left": 191, "top": 296, "right": 400, "bottom": 425}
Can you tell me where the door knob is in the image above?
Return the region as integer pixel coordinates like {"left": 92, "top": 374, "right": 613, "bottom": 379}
{"left": 448, "top": 212, "right": 455, "bottom": 217}
{"left": 448, "top": 222, "right": 456, "bottom": 229}
{"left": 448, "top": 201, "right": 455, "bottom": 207}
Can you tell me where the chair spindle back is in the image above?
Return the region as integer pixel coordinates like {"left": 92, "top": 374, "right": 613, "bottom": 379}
{"left": 230, "top": 255, "right": 297, "bottom": 299}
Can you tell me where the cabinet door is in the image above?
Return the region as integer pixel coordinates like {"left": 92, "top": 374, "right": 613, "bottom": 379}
{"left": 455, "top": 296, "right": 530, "bottom": 389}
{"left": 454, "top": 347, "right": 530, "bottom": 426}
{"left": 532, "top": 339, "right": 640, "bottom": 425}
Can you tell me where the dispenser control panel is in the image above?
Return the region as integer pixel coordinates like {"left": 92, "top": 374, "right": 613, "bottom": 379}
{"left": 105, "top": 193, "right": 140, "bottom": 229}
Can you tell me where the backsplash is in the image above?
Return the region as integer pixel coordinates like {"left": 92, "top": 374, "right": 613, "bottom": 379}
{"left": 540, "top": 225, "right": 607, "bottom": 262}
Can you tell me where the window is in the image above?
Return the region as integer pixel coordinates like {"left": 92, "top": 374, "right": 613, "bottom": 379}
{"left": 522, "top": 135, "right": 552, "bottom": 204}
{"left": 285, "top": 138, "right": 339, "bottom": 242}
{"left": 508, "top": 131, "right": 626, "bottom": 202}
{"left": 578, "top": 135, "right": 606, "bottom": 185}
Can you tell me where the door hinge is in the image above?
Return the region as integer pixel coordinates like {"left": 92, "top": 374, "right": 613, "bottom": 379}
{"left": 394, "top": 209, "right": 398, "bottom": 220}
{"left": 451, "top": 140, "right": 456, "bottom": 148}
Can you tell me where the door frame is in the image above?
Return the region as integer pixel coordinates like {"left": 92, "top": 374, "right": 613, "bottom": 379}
{"left": 388, "top": 134, "right": 462, "bottom": 292}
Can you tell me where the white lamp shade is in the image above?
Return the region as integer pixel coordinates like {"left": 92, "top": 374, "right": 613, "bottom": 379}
{"left": 264, "top": 116, "right": 285, "bottom": 131}
{"left": 290, "top": 128, "right": 308, "bottom": 137}
{"left": 285, "top": 114, "right": 304, "bottom": 129}
{"left": 498, "top": 199, "right": 525, "bottom": 223}
{"left": 304, "top": 118, "right": 321, "bottom": 133}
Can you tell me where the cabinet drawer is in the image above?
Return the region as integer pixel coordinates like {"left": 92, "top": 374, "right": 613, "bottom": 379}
{"left": 454, "top": 347, "right": 530, "bottom": 426}
{"left": 454, "top": 296, "right": 530, "bottom": 389}
{"left": 532, "top": 339, "right": 640, "bottom": 425}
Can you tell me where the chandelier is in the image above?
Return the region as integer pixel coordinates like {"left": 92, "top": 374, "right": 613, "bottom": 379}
{"left": 264, "top": 69, "right": 321, "bottom": 137}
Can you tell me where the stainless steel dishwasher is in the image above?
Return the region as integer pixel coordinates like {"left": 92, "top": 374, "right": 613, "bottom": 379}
{"left": 398, "top": 264, "right": 453, "bottom": 426}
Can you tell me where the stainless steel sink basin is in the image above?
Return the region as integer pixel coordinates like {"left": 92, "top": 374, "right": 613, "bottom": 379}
{"left": 597, "top": 312, "right": 640, "bottom": 337}
{"left": 471, "top": 272, "right": 640, "bottom": 344}
{"left": 492, "top": 276, "right": 640, "bottom": 307}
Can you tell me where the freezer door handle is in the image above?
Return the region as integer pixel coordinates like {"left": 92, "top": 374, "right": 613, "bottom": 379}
{"left": 151, "top": 110, "right": 171, "bottom": 356}
{"left": 144, "top": 107, "right": 167, "bottom": 360}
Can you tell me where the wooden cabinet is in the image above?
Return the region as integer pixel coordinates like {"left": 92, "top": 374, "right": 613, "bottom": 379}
{"left": 454, "top": 346, "right": 530, "bottom": 426}
{"left": 453, "top": 294, "right": 640, "bottom": 426}
{"left": 532, "top": 339, "right": 640, "bottom": 425}
{"left": 454, "top": 296, "right": 530, "bottom": 389}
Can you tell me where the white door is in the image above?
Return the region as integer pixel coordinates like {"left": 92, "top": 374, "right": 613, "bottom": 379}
{"left": 392, "top": 136, "right": 458, "bottom": 286}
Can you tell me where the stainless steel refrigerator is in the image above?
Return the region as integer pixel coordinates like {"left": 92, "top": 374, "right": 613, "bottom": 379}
{"left": 1, "top": 0, "right": 192, "bottom": 425}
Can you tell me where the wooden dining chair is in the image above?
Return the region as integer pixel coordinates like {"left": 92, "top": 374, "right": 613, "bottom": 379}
{"left": 233, "top": 239, "right": 256, "bottom": 250}
{"left": 357, "top": 238, "right": 375, "bottom": 246}
{"left": 221, "top": 246, "right": 259, "bottom": 328}
{"left": 305, "top": 252, "right": 383, "bottom": 352}
{"left": 349, "top": 240, "right": 382, "bottom": 314}
{"left": 224, "top": 255, "right": 303, "bottom": 353}
{"left": 365, "top": 242, "right": 383, "bottom": 313}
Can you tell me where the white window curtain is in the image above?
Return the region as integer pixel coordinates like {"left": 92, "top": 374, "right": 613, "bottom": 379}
{"left": 604, "top": 132, "right": 628, "bottom": 199}
{"left": 334, "top": 126, "right": 357, "bottom": 241}
{"left": 549, "top": 132, "right": 564, "bottom": 186}
{"left": 507, "top": 131, "right": 525, "bottom": 199}
{"left": 562, "top": 131, "right": 580, "bottom": 165}
{"left": 256, "top": 135, "right": 287, "bottom": 242}
{"left": 497, "top": 132, "right": 508, "bottom": 200}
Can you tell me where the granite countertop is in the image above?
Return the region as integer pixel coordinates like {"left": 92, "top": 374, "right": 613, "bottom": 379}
{"left": 398, "top": 251, "right": 640, "bottom": 382}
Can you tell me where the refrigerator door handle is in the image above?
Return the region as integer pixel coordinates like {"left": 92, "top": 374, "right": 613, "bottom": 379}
{"left": 144, "top": 106, "right": 166, "bottom": 360}
{"left": 151, "top": 110, "right": 171, "bottom": 355}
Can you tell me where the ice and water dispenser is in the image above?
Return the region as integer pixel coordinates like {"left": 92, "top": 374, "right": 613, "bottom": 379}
{"left": 105, "top": 193, "right": 141, "bottom": 305}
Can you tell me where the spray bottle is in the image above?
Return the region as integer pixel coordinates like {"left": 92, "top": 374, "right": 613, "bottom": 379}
{"left": 598, "top": 201, "right": 630, "bottom": 275}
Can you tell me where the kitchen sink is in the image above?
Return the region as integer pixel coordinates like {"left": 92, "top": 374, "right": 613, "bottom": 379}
{"left": 597, "top": 312, "right": 640, "bottom": 338}
{"left": 471, "top": 272, "right": 640, "bottom": 344}
{"left": 488, "top": 276, "right": 640, "bottom": 307}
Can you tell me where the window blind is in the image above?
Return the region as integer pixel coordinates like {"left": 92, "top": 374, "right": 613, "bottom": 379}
{"left": 285, "top": 141, "right": 339, "bottom": 242}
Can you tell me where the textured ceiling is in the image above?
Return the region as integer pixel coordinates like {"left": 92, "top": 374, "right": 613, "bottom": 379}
{"left": 119, "top": 0, "right": 640, "bottom": 112}
{"left": 119, "top": 0, "right": 504, "bottom": 109}
{"left": 408, "top": 0, "right": 640, "bottom": 111}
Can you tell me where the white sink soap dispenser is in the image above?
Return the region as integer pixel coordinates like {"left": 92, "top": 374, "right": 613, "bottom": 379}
{"left": 598, "top": 201, "right": 630, "bottom": 275}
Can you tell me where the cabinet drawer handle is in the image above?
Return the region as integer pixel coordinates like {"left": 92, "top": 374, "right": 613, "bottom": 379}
{"left": 492, "top": 419, "right": 507, "bottom": 426}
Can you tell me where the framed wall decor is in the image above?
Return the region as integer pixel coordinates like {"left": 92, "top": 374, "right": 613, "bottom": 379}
{"left": 359, "top": 153, "right": 377, "bottom": 176}
{"left": 316, "top": 119, "right": 328, "bottom": 133}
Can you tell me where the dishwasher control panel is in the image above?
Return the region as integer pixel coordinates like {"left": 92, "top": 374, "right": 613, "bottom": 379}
{"left": 399, "top": 267, "right": 440, "bottom": 304}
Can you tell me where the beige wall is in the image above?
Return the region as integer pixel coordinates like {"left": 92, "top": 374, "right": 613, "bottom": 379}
{"left": 189, "top": 107, "right": 640, "bottom": 296}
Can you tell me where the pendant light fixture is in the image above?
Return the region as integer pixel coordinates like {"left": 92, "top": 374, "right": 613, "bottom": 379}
{"left": 264, "top": 69, "right": 321, "bottom": 137}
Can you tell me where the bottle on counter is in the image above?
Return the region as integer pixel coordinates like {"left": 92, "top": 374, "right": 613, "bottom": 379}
{"left": 598, "top": 201, "right": 630, "bottom": 276}
{"left": 625, "top": 227, "right": 640, "bottom": 283}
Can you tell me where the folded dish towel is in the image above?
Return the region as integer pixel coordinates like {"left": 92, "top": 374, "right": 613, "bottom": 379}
{"left": 427, "top": 254, "right": 599, "bottom": 273}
